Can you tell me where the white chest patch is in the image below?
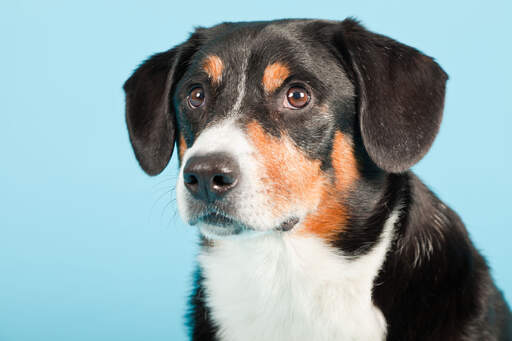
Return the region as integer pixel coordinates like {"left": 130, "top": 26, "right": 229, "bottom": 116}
{"left": 198, "top": 212, "right": 398, "bottom": 341}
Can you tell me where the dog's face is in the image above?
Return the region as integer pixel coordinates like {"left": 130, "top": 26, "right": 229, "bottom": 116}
{"left": 124, "top": 19, "right": 447, "bottom": 242}
{"left": 173, "top": 22, "right": 358, "bottom": 239}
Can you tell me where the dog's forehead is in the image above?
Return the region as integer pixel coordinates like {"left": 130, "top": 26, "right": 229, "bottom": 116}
{"left": 190, "top": 21, "right": 348, "bottom": 88}
{"left": 199, "top": 21, "right": 306, "bottom": 59}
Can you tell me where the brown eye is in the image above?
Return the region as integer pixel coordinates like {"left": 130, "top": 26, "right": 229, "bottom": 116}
{"left": 188, "top": 87, "right": 205, "bottom": 108}
{"left": 286, "top": 86, "right": 309, "bottom": 109}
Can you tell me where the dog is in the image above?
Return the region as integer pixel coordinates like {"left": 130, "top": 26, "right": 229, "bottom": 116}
{"left": 123, "top": 18, "right": 512, "bottom": 341}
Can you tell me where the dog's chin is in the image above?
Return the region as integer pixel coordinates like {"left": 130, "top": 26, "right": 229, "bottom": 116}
{"left": 192, "top": 214, "right": 301, "bottom": 240}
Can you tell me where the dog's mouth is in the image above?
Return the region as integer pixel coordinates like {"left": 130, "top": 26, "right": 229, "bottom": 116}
{"left": 190, "top": 209, "right": 300, "bottom": 238}
{"left": 190, "top": 210, "right": 240, "bottom": 227}
{"left": 198, "top": 211, "right": 237, "bottom": 227}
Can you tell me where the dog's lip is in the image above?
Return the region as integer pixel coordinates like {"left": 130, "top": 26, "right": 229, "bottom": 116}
{"left": 196, "top": 211, "right": 238, "bottom": 227}
{"left": 190, "top": 210, "right": 242, "bottom": 228}
{"left": 190, "top": 210, "right": 300, "bottom": 233}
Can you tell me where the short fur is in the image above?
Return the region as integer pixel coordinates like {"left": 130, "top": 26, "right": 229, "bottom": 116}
{"left": 124, "top": 18, "right": 512, "bottom": 340}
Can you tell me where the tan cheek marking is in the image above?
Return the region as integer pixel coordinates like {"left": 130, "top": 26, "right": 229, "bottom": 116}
{"left": 203, "top": 55, "right": 223, "bottom": 85}
{"left": 246, "top": 122, "right": 324, "bottom": 216}
{"left": 262, "top": 62, "right": 290, "bottom": 94}
{"left": 300, "top": 191, "right": 348, "bottom": 241}
{"left": 247, "top": 123, "right": 359, "bottom": 242}
{"left": 331, "top": 131, "right": 359, "bottom": 191}
{"left": 178, "top": 134, "right": 187, "bottom": 161}
{"left": 300, "top": 131, "right": 359, "bottom": 240}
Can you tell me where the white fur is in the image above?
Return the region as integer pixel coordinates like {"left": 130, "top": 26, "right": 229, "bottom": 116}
{"left": 198, "top": 210, "right": 400, "bottom": 341}
{"left": 230, "top": 57, "right": 248, "bottom": 115}
{"left": 177, "top": 120, "right": 277, "bottom": 231}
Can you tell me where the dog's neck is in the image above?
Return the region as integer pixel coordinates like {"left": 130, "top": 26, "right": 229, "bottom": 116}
{"left": 198, "top": 208, "right": 400, "bottom": 341}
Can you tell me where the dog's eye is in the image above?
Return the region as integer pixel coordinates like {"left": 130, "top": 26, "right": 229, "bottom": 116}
{"left": 188, "top": 87, "right": 205, "bottom": 108}
{"left": 285, "top": 86, "right": 309, "bottom": 109}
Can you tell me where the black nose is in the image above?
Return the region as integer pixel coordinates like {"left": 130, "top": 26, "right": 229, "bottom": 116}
{"left": 183, "top": 153, "right": 240, "bottom": 202}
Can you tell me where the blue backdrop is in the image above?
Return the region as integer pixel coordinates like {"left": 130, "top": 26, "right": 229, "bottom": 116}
{"left": 1, "top": 1, "right": 510, "bottom": 340}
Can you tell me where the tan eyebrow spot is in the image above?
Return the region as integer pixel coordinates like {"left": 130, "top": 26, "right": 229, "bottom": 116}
{"left": 262, "top": 62, "right": 290, "bottom": 94}
{"left": 203, "top": 55, "right": 223, "bottom": 85}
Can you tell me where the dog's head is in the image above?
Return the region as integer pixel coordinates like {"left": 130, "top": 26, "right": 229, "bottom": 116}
{"left": 124, "top": 19, "right": 447, "bottom": 241}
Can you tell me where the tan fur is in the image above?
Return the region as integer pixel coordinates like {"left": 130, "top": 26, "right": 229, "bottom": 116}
{"left": 262, "top": 62, "right": 290, "bottom": 93}
{"left": 301, "top": 132, "right": 359, "bottom": 240}
{"left": 246, "top": 121, "right": 324, "bottom": 216}
{"left": 247, "top": 122, "right": 359, "bottom": 241}
{"left": 178, "top": 134, "right": 187, "bottom": 161}
{"left": 331, "top": 131, "right": 359, "bottom": 191}
{"left": 203, "top": 55, "right": 223, "bottom": 85}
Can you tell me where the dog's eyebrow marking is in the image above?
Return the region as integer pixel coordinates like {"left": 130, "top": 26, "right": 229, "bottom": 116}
{"left": 203, "top": 55, "right": 223, "bottom": 85}
{"left": 262, "top": 62, "right": 290, "bottom": 94}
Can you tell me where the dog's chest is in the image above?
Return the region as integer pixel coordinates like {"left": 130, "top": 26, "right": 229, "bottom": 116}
{"left": 198, "top": 234, "right": 390, "bottom": 341}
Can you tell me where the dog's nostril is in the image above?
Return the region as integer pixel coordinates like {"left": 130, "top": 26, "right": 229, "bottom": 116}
{"left": 212, "top": 174, "right": 235, "bottom": 187}
{"left": 184, "top": 173, "right": 199, "bottom": 185}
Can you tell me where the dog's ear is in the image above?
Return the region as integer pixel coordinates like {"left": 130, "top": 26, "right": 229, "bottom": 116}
{"left": 333, "top": 19, "right": 448, "bottom": 173}
{"left": 123, "top": 34, "right": 200, "bottom": 175}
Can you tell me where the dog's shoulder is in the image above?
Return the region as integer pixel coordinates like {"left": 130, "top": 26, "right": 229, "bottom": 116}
{"left": 374, "top": 172, "right": 512, "bottom": 340}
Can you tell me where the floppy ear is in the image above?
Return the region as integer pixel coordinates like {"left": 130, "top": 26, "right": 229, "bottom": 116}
{"left": 123, "top": 36, "right": 199, "bottom": 175}
{"left": 334, "top": 19, "right": 448, "bottom": 173}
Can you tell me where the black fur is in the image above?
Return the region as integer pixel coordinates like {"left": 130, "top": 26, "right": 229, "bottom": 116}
{"left": 124, "top": 18, "right": 512, "bottom": 340}
{"left": 187, "top": 268, "right": 219, "bottom": 341}
{"left": 124, "top": 32, "right": 203, "bottom": 175}
{"left": 373, "top": 173, "right": 512, "bottom": 340}
{"left": 334, "top": 20, "right": 448, "bottom": 173}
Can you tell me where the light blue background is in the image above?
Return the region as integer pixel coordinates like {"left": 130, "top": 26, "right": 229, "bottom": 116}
{"left": 1, "top": 1, "right": 510, "bottom": 340}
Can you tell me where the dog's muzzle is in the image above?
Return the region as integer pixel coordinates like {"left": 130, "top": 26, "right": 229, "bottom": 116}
{"left": 177, "top": 122, "right": 302, "bottom": 238}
